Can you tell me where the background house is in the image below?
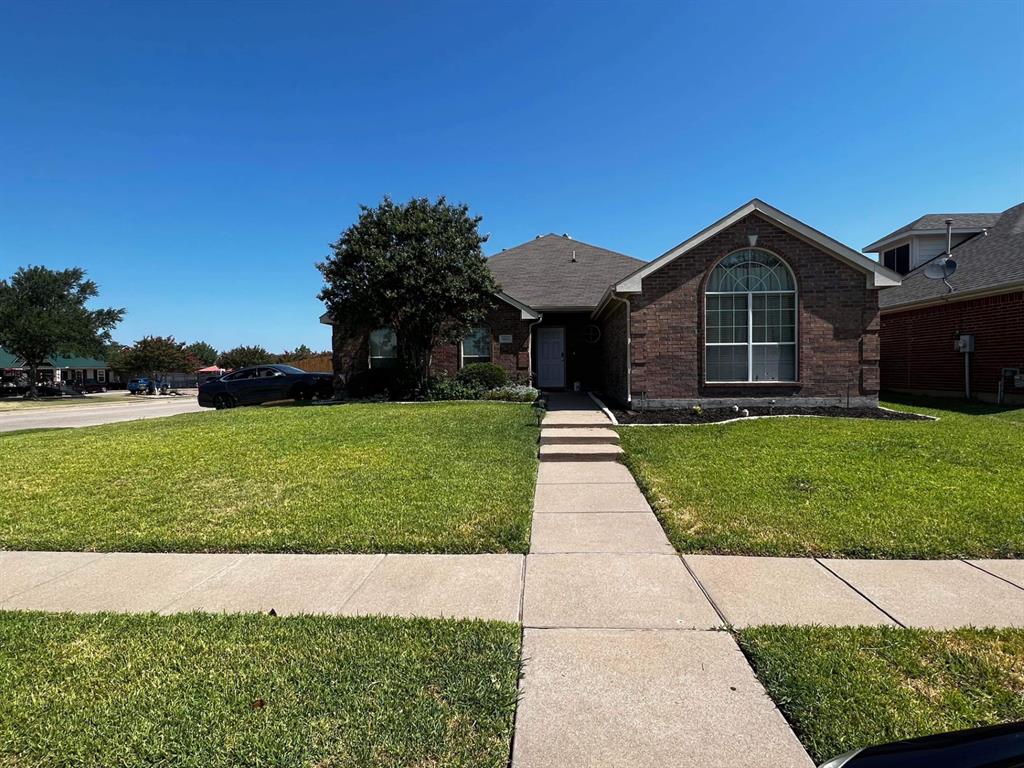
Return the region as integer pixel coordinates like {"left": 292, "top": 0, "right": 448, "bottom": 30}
{"left": 870, "top": 203, "right": 1024, "bottom": 404}
{"left": 0, "top": 347, "right": 118, "bottom": 391}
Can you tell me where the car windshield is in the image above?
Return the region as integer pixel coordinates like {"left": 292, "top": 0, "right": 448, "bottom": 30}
{"left": 275, "top": 365, "right": 305, "bottom": 374}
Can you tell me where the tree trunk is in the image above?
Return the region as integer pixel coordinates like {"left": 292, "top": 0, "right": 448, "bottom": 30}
{"left": 27, "top": 363, "right": 39, "bottom": 400}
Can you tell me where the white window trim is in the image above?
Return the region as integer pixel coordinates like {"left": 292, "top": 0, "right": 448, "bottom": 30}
{"left": 704, "top": 249, "right": 799, "bottom": 384}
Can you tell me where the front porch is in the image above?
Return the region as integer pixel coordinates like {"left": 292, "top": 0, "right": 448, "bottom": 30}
{"left": 531, "top": 312, "right": 604, "bottom": 391}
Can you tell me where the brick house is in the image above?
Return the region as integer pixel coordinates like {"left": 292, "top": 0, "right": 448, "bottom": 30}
{"left": 323, "top": 199, "right": 902, "bottom": 409}
{"left": 867, "top": 203, "right": 1024, "bottom": 404}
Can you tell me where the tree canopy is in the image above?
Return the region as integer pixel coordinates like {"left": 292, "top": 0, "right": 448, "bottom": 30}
{"left": 186, "top": 341, "right": 219, "bottom": 367}
{"left": 317, "top": 196, "right": 497, "bottom": 392}
{"left": 277, "top": 344, "right": 315, "bottom": 363}
{"left": 0, "top": 266, "right": 123, "bottom": 397}
{"left": 116, "top": 336, "right": 195, "bottom": 378}
{"left": 217, "top": 345, "right": 273, "bottom": 370}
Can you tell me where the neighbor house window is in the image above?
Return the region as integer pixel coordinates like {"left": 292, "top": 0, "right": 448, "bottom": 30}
{"left": 97, "top": 370, "right": 106, "bottom": 383}
{"left": 882, "top": 243, "right": 910, "bottom": 274}
{"left": 705, "top": 249, "right": 797, "bottom": 383}
{"left": 461, "top": 327, "right": 491, "bottom": 366}
{"left": 369, "top": 328, "right": 398, "bottom": 369}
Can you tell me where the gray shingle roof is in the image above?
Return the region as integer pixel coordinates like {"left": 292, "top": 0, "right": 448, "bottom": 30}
{"left": 487, "top": 234, "right": 644, "bottom": 309}
{"left": 864, "top": 212, "right": 1001, "bottom": 251}
{"left": 879, "top": 203, "right": 1024, "bottom": 309}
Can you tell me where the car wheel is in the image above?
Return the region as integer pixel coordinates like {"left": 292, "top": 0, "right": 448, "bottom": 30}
{"left": 293, "top": 385, "right": 313, "bottom": 402}
{"left": 214, "top": 394, "right": 235, "bottom": 410}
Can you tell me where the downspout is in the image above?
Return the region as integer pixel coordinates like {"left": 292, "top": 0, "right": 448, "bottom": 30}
{"left": 609, "top": 294, "right": 632, "bottom": 406}
{"left": 526, "top": 314, "right": 543, "bottom": 387}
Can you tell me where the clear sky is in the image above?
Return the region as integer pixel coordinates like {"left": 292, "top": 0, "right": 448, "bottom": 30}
{"left": 1, "top": 0, "right": 1022, "bottom": 352}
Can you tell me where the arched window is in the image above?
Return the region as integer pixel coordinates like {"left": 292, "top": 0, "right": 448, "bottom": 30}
{"left": 461, "top": 326, "right": 491, "bottom": 366}
{"left": 368, "top": 328, "right": 398, "bottom": 369}
{"left": 705, "top": 249, "right": 797, "bottom": 382}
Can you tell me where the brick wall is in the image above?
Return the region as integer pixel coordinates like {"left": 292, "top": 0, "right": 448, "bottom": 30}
{"left": 880, "top": 290, "right": 1024, "bottom": 401}
{"left": 597, "top": 299, "right": 629, "bottom": 406}
{"left": 331, "top": 299, "right": 533, "bottom": 386}
{"left": 430, "top": 300, "right": 532, "bottom": 381}
{"left": 629, "top": 211, "right": 880, "bottom": 407}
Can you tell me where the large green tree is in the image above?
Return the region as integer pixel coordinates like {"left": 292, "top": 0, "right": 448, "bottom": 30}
{"left": 117, "top": 336, "right": 195, "bottom": 392}
{"left": 317, "top": 196, "right": 497, "bottom": 393}
{"left": 0, "top": 266, "right": 124, "bottom": 398}
{"left": 186, "top": 341, "right": 219, "bottom": 367}
{"left": 217, "top": 345, "right": 273, "bottom": 370}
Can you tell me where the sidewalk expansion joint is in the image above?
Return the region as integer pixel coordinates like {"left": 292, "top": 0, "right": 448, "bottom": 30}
{"left": 813, "top": 558, "right": 906, "bottom": 628}
{"left": 960, "top": 558, "right": 1024, "bottom": 593}
{"left": 679, "top": 554, "right": 731, "bottom": 627}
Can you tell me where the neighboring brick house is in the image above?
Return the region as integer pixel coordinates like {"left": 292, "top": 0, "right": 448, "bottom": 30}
{"left": 323, "top": 199, "right": 902, "bottom": 409}
{"left": 867, "top": 203, "right": 1024, "bottom": 404}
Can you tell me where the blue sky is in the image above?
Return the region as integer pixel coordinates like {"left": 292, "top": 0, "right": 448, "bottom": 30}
{"left": 1, "top": 0, "right": 1021, "bottom": 352}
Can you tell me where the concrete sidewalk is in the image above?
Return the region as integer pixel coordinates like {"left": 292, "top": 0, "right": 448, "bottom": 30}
{"left": 0, "top": 551, "right": 523, "bottom": 621}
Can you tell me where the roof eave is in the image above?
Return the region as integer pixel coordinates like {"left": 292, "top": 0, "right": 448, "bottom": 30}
{"left": 496, "top": 291, "right": 541, "bottom": 320}
{"left": 319, "top": 292, "right": 540, "bottom": 325}
{"left": 879, "top": 280, "right": 1024, "bottom": 313}
{"left": 863, "top": 227, "right": 989, "bottom": 253}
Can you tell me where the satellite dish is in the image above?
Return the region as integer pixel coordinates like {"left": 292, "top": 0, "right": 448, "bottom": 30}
{"left": 924, "top": 258, "right": 957, "bottom": 280}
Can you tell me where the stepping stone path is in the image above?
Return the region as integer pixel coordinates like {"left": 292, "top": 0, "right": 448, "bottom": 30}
{"left": 512, "top": 393, "right": 813, "bottom": 767}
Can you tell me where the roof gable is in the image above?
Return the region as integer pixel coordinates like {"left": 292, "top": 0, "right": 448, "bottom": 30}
{"left": 879, "top": 203, "right": 1024, "bottom": 310}
{"left": 487, "top": 234, "right": 643, "bottom": 310}
{"left": 614, "top": 199, "right": 901, "bottom": 294}
{"left": 863, "top": 212, "right": 1001, "bottom": 252}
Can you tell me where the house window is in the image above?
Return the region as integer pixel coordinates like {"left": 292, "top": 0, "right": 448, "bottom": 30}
{"left": 461, "top": 327, "right": 491, "bottom": 366}
{"left": 369, "top": 328, "right": 398, "bottom": 369}
{"left": 882, "top": 244, "right": 910, "bottom": 274}
{"left": 97, "top": 369, "right": 106, "bottom": 383}
{"left": 705, "top": 249, "right": 797, "bottom": 383}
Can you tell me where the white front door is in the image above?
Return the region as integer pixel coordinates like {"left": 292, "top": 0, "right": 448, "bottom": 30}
{"left": 537, "top": 326, "right": 566, "bottom": 388}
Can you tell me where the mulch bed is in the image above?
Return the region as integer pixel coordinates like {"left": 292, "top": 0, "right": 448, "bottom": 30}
{"left": 612, "top": 405, "right": 931, "bottom": 424}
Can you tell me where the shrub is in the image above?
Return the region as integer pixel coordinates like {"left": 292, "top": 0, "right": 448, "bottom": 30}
{"left": 483, "top": 385, "right": 539, "bottom": 403}
{"left": 346, "top": 369, "right": 396, "bottom": 399}
{"left": 417, "top": 374, "right": 479, "bottom": 401}
{"left": 456, "top": 363, "right": 507, "bottom": 392}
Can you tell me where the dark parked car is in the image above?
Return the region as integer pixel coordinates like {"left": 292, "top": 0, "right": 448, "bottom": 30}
{"left": 819, "top": 722, "right": 1024, "bottom": 768}
{"left": 198, "top": 364, "right": 332, "bottom": 409}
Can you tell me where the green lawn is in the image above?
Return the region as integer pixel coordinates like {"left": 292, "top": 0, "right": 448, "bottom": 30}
{"left": 0, "top": 402, "right": 538, "bottom": 553}
{"left": 0, "top": 611, "right": 521, "bottom": 768}
{"left": 618, "top": 397, "right": 1024, "bottom": 558}
{"left": 737, "top": 625, "right": 1024, "bottom": 764}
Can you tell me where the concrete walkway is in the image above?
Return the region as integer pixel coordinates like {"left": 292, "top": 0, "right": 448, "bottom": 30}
{"left": 513, "top": 392, "right": 812, "bottom": 767}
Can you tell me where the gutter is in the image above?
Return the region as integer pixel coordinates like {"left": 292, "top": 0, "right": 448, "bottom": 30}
{"left": 609, "top": 293, "right": 632, "bottom": 405}
{"left": 879, "top": 281, "right": 1024, "bottom": 314}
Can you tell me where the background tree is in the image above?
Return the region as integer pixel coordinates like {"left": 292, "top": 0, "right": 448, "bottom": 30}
{"left": 217, "top": 345, "right": 273, "bottom": 370}
{"left": 317, "top": 196, "right": 497, "bottom": 393}
{"left": 186, "top": 340, "right": 219, "bottom": 367}
{"left": 276, "top": 344, "right": 314, "bottom": 363}
{"left": 118, "top": 336, "right": 194, "bottom": 392}
{"left": 0, "top": 266, "right": 124, "bottom": 398}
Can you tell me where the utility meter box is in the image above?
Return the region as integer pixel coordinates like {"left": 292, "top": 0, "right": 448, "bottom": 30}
{"left": 954, "top": 335, "right": 975, "bottom": 353}
{"left": 1015, "top": 374, "right": 1024, "bottom": 389}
